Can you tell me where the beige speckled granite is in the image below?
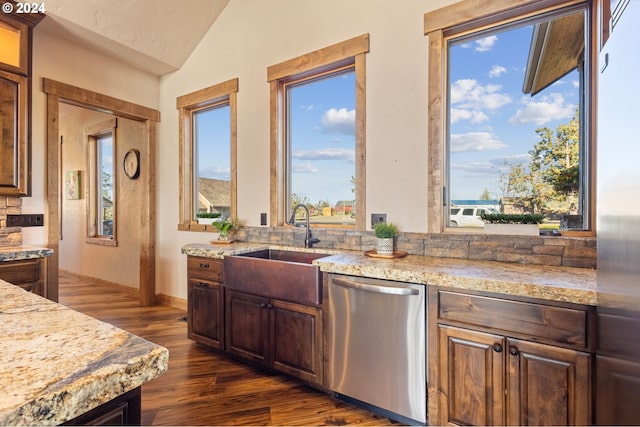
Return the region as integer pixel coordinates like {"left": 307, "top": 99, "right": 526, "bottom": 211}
{"left": 181, "top": 242, "right": 341, "bottom": 259}
{"left": 0, "top": 246, "right": 53, "bottom": 262}
{"left": 182, "top": 242, "right": 596, "bottom": 305}
{"left": 0, "top": 280, "right": 168, "bottom": 426}
{"left": 313, "top": 252, "right": 596, "bottom": 305}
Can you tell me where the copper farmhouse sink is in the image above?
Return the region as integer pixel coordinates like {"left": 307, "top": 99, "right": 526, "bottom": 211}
{"left": 223, "top": 249, "right": 330, "bottom": 305}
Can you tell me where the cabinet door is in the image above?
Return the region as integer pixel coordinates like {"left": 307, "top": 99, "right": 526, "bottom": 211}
{"left": 506, "top": 338, "right": 591, "bottom": 426}
{"left": 187, "top": 279, "right": 224, "bottom": 349}
{"left": 270, "top": 299, "right": 323, "bottom": 385}
{"left": 0, "top": 70, "right": 29, "bottom": 196}
{"left": 225, "top": 290, "right": 269, "bottom": 365}
{"left": 438, "top": 325, "right": 505, "bottom": 426}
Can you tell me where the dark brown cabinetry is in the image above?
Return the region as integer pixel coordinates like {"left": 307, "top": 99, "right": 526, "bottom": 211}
{"left": 0, "top": 258, "right": 46, "bottom": 296}
{"left": 62, "top": 387, "right": 141, "bottom": 426}
{"left": 225, "top": 289, "right": 323, "bottom": 385}
{"left": 430, "top": 288, "right": 594, "bottom": 426}
{"left": 187, "top": 257, "right": 224, "bottom": 350}
{"left": 0, "top": 6, "right": 43, "bottom": 196}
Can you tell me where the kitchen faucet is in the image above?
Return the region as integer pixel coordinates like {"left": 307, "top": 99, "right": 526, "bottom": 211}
{"left": 287, "top": 204, "right": 320, "bottom": 248}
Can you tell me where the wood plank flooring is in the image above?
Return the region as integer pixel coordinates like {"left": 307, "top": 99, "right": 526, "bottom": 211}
{"left": 57, "top": 272, "right": 401, "bottom": 426}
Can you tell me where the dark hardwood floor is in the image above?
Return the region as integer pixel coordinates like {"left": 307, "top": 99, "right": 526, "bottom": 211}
{"left": 58, "top": 272, "right": 400, "bottom": 426}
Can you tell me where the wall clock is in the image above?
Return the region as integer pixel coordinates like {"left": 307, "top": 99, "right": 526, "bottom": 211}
{"left": 123, "top": 149, "right": 140, "bottom": 179}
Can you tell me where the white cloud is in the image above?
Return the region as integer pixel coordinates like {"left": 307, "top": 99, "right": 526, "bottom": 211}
{"left": 489, "top": 65, "right": 507, "bottom": 78}
{"left": 450, "top": 161, "right": 497, "bottom": 176}
{"left": 320, "top": 107, "right": 355, "bottom": 135}
{"left": 300, "top": 104, "right": 314, "bottom": 112}
{"left": 450, "top": 132, "right": 507, "bottom": 152}
{"left": 572, "top": 80, "right": 580, "bottom": 88}
{"left": 509, "top": 93, "right": 575, "bottom": 125}
{"left": 475, "top": 35, "right": 498, "bottom": 52}
{"left": 200, "top": 166, "right": 230, "bottom": 180}
{"left": 292, "top": 162, "right": 318, "bottom": 173}
{"left": 292, "top": 147, "right": 355, "bottom": 162}
{"left": 450, "top": 108, "right": 489, "bottom": 124}
{"left": 450, "top": 79, "right": 512, "bottom": 110}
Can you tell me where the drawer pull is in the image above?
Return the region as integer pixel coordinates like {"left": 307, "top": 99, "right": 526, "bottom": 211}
{"left": 509, "top": 347, "right": 520, "bottom": 356}
{"left": 199, "top": 263, "right": 210, "bottom": 268}
{"left": 197, "top": 282, "right": 208, "bottom": 288}
{"left": 493, "top": 344, "right": 503, "bottom": 353}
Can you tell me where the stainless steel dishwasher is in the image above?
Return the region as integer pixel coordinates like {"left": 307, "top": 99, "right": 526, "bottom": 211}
{"left": 328, "top": 273, "right": 426, "bottom": 424}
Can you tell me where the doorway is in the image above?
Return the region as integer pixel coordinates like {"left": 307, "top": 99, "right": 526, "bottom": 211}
{"left": 44, "top": 79, "right": 159, "bottom": 306}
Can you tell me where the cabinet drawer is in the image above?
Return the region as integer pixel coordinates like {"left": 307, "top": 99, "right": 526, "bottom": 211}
{"left": 438, "top": 290, "right": 590, "bottom": 348}
{"left": 187, "top": 256, "right": 223, "bottom": 282}
{"left": 0, "top": 259, "right": 40, "bottom": 284}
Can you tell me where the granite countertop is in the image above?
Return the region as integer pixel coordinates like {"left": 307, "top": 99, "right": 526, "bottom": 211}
{"left": 0, "top": 280, "right": 169, "bottom": 426}
{"left": 182, "top": 242, "right": 596, "bottom": 305}
{"left": 0, "top": 246, "right": 54, "bottom": 262}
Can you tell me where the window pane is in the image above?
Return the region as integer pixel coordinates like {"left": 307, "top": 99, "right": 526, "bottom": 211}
{"left": 193, "top": 104, "right": 231, "bottom": 219}
{"left": 287, "top": 70, "right": 356, "bottom": 225}
{"left": 447, "top": 8, "right": 588, "bottom": 230}
{"left": 97, "top": 134, "right": 114, "bottom": 236}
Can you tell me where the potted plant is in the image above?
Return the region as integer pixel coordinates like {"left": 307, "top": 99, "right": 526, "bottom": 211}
{"left": 213, "top": 217, "right": 239, "bottom": 241}
{"left": 480, "top": 212, "right": 544, "bottom": 236}
{"left": 195, "top": 212, "right": 221, "bottom": 225}
{"left": 373, "top": 222, "right": 398, "bottom": 255}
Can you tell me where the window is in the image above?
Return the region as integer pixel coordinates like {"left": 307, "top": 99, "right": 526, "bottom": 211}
{"left": 86, "top": 118, "right": 117, "bottom": 245}
{"left": 268, "top": 34, "right": 369, "bottom": 229}
{"left": 425, "top": 0, "right": 595, "bottom": 235}
{"left": 177, "top": 79, "right": 238, "bottom": 230}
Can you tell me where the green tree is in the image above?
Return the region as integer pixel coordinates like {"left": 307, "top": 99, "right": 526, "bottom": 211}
{"left": 503, "top": 108, "right": 580, "bottom": 214}
{"left": 479, "top": 188, "right": 492, "bottom": 200}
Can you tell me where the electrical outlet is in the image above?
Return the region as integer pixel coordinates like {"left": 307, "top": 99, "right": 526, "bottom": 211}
{"left": 6, "top": 214, "right": 44, "bottom": 227}
{"left": 260, "top": 213, "right": 267, "bottom": 226}
{"left": 371, "top": 213, "right": 387, "bottom": 228}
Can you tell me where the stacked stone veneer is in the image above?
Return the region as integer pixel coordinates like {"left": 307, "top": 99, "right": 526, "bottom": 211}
{"left": 237, "top": 226, "right": 596, "bottom": 269}
{"left": 0, "top": 196, "right": 22, "bottom": 247}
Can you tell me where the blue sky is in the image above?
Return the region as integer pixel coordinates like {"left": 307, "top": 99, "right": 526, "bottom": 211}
{"left": 448, "top": 21, "right": 580, "bottom": 201}
{"left": 288, "top": 70, "right": 356, "bottom": 206}
{"left": 196, "top": 105, "right": 231, "bottom": 181}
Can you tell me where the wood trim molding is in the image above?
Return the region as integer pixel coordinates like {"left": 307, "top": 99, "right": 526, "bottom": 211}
{"left": 176, "top": 78, "right": 238, "bottom": 109}
{"left": 176, "top": 78, "right": 238, "bottom": 230}
{"left": 423, "top": 0, "right": 583, "bottom": 34}
{"left": 267, "top": 33, "right": 370, "bottom": 82}
{"left": 269, "top": 36, "right": 368, "bottom": 228}
{"left": 43, "top": 78, "right": 160, "bottom": 122}
{"left": 44, "top": 78, "right": 159, "bottom": 306}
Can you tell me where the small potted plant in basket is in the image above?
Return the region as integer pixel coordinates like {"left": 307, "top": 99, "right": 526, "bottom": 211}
{"left": 213, "top": 217, "right": 239, "bottom": 241}
{"left": 373, "top": 222, "right": 398, "bottom": 255}
{"left": 195, "top": 212, "right": 222, "bottom": 225}
{"left": 480, "top": 212, "right": 544, "bottom": 236}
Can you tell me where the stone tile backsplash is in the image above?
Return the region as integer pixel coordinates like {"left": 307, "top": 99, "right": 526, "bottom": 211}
{"left": 237, "top": 226, "right": 596, "bottom": 268}
{"left": 0, "top": 196, "right": 22, "bottom": 248}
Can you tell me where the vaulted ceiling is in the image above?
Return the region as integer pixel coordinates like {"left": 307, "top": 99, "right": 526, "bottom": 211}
{"left": 38, "top": 0, "right": 229, "bottom": 76}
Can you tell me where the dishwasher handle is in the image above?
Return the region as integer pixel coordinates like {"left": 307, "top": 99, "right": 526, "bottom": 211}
{"left": 332, "top": 277, "right": 420, "bottom": 296}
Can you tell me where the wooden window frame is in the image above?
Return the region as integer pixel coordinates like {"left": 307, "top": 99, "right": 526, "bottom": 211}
{"left": 177, "top": 78, "right": 238, "bottom": 232}
{"left": 424, "top": 0, "right": 597, "bottom": 237}
{"left": 85, "top": 117, "right": 118, "bottom": 246}
{"left": 267, "top": 34, "right": 369, "bottom": 229}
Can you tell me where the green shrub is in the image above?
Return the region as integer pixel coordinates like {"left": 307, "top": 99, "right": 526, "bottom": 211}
{"left": 196, "top": 212, "right": 222, "bottom": 219}
{"left": 373, "top": 222, "right": 398, "bottom": 238}
{"left": 480, "top": 213, "right": 544, "bottom": 224}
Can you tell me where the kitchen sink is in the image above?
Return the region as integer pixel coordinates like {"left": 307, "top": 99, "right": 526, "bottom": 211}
{"left": 223, "top": 249, "right": 330, "bottom": 305}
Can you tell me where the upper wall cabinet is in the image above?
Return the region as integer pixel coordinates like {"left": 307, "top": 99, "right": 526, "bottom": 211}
{"left": 0, "top": 4, "right": 44, "bottom": 196}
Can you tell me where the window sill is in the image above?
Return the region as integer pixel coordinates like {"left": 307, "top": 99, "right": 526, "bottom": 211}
{"left": 86, "top": 237, "right": 117, "bottom": 247}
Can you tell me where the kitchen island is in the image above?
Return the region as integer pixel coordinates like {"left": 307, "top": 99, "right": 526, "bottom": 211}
{"left": 0, "top": 279, "right": 169, "bottom": 425}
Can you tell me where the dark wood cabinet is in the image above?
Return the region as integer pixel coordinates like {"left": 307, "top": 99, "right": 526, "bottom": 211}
{"left": 0, "top": 258, "right": 45, "bottom": 296}
{"left": 0, "top": 7, "right": 43, "bottom": 196}
{"left": 62, "top": 387, "right": 141, "bottom": 426}
{"left": 187, "top": 257, "right": 224, "bottom": 350}
{"left": 225, "top": 289, "right": 324, "bottom": 385}
{"left": 431, "top": 287, "right": 594, "bottom": 426}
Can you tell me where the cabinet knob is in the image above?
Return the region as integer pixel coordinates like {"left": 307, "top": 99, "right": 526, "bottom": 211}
{"left": 493, "top": 344, "right": 503, "bottom": 353}
{"left": 197, "top": 282, "right": 208, "bottom": 288}
{"left": 267, "top": 303, "right": 273, "bottom": 309}
{"left": 260, "top": 303, "right": 267, "bottom": 308}
{"left": 509, "top": 347, "right": 520, "bottom": 356}
{"left": 199, "top": 263, "right": 209, "bottom": 268}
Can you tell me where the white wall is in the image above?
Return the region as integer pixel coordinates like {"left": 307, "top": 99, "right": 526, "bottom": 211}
{"left": 156, "top": 0, "right": 452, "bottom": 300}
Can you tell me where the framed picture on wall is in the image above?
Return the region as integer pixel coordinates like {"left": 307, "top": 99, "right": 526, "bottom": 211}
{"left": 65, "top": 170, "right": 81, "bottom": 200}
